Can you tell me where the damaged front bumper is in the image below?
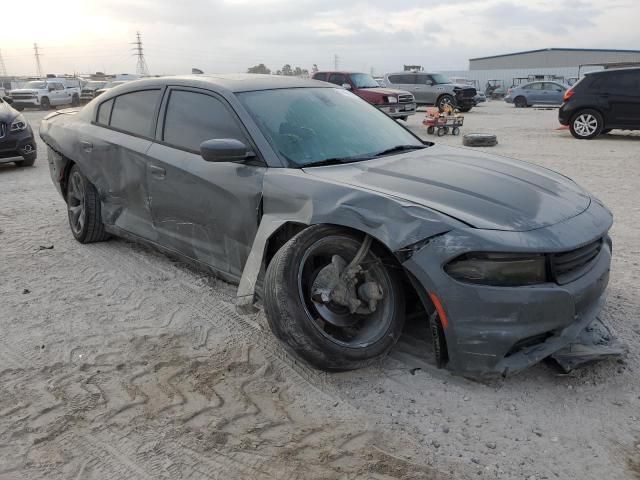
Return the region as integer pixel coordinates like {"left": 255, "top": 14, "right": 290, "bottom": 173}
{"left": 403, "top": 200, "right": 625, "bottom": 377}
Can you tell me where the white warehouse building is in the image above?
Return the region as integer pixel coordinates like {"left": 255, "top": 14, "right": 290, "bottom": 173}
{"left": 441, "top": 47, "right": 640, "bottom": 91}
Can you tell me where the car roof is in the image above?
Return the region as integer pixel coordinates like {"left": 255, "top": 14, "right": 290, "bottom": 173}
{"left": 314, "top": 71, "right": 366, "bottom": 75}
{"left": 109, "top": 74, "right": 331, "bottom": 94}
{"left": 586, "top": 67, "right": 640, "bottom": 76}
{"left": 386, "top": 72, "right": 433, "bottom": 75}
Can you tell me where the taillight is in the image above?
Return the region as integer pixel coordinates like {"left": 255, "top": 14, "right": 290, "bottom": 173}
{"left": 563, "top": 88, "right": 575, "bottom": 102}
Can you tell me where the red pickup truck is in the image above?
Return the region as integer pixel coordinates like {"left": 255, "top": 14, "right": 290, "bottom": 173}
{"left": 312, "top": 71, "right": 416, "bottom": 121}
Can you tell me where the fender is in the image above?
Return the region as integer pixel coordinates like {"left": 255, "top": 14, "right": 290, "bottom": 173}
{"left": 235, "top": 168, "right": 459, "bottom": 313}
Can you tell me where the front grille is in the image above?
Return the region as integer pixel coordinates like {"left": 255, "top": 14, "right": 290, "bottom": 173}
{"left": 456, "top": 87, "right": 477, "bottom": 99}
{"left": 551, "top": 238, "right": 603, "bottom": 284}
{"left": 0, "top": 123, "right": 6, "bottom": 139}
{"left": 10, "top": 93, "right": 36, "bottom": 99}
{"left": 398, "top": 94, "right": 414, "bottom": 104}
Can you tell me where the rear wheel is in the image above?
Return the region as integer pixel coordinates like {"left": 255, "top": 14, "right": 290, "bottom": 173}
{"left": 514, "top": 96, "right": 527, "bottom": 108}
{"left": 66, "top": 165, "right": 109, "bottom": 243}
{"left": 570, "top": 109, "right": 603, "bottom": 139}
{"left": 264, "top": 225, "right": 405, "bottom": 370}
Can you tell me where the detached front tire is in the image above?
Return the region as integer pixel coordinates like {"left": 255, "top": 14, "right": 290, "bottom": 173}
{"left": 66, "top": 165, "right": 109, "bottom": 243}
{"left": 264, "top": 225, "right": 405, "bottom": 371}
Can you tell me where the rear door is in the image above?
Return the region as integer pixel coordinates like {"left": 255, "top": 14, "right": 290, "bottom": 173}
{"left": 524, "top": 82, "right": 544, "bottom": 104}
{"left": 601, "top": 71, "right": 640, "bottom": 127}
{"left": 387, "top": 74, "right": 417, "bottom": 101}
{"left": 85, "top": 88, "right": 163, "bottom": 240}
{"left": 146, "top": 87, "right": 266, "bottom": 277}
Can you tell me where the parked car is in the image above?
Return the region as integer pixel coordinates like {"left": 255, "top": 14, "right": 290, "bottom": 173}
{"left": 8, "top": 79, "right": 81, "bottom": 110}
{"left": 0, "top": 96, "right": 37, "bottom": 166}
{"left": 383, "top": 72, "right": 477, "bottom": 112}
{"left": 80, "top": 81, "right": 109, "bottom": 103}
{"left": 449, "top": 77, "right": 486, "bottom": 105}
{"left": 505, "top": 81, "right": 567, "bottom": 108}
{"left": 312, "top": 71, "right": 416, "bottom": 120}
{"left": 559, "top": 67, "right": 640, "bottom": 139}
{"left": 40, "top": 75, "right": 618, "bottom": 377}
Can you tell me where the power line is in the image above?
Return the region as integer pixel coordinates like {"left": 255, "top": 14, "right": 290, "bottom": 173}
{"left": 132, "top": 31, "right": 149, "bottom": 76}
{"left": 34, "top": 43, "right": 44, "bottom": 77}
{"left": 0, "top": 50, "right": 7, "bottom": 76}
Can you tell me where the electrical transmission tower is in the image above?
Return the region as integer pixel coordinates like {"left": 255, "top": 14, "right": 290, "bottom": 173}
{"left": 334, "top": 54, "right": 339, "bottom": 70}
{"left": 132, "top": 31, "right": 150, "bottom": 76}
{"left": 0, "top": 50, "right": 7, "bottom": 77}
{"left": 34, "top": 43, "right": 44, "bottom": 78}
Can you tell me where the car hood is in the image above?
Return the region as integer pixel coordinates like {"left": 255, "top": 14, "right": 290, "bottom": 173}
{"left": 359, "top": 87, "right": 410, "bottom": 96}
{"left": 0, "top": 101, "right": 18, "bottom": 122}
{"left": 302, "top": 145, "right": 591, "bottom": 232}
{"left": 10, "top": 89, "right": 39, "bottom": 94}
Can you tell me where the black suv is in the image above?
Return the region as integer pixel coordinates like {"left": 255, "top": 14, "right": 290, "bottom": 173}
{"left": 0, "top": 96, "right": 37, "bottom": 167}
{"left": 559, "top": 67, "right": 640, "bottom": 139}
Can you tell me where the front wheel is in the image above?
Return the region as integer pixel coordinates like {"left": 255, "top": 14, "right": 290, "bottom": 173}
{"left": 264, "top": 225, "right": 405, "bottom": 370}
{"left": 71, "top": 94, "right": 80, "bottom": 107}
{"left": 437, "top": 94, "right": 455, "bottom": 112}
{"left": 66, "top": 165, "right": 110, "bottom": 243}
{"left": 570, "top": 109, "right": 603, "bottom": 139}
{"left": 40, "top": 97, "right": 51, "bottom": 110}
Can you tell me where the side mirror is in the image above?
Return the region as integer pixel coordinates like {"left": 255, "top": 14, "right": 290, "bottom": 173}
{"left": 3, "top": 96, "right": 13, "bottom": 105}
{"left": 200, "top": 139, "right": 250, "bottom": 162}
{"left": 341, "top": 83, "right": 352, "bottom": 90}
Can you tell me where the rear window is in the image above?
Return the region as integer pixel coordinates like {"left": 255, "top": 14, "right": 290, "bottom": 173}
{"left": 388, "top": 74, "right": 415, "bottom": 84}
{"left": 109, "top": 89, "right": 161, "bottom": 137}
{"left": 97, "top": 98, "right": 114, "bottom": 125}
{"left": 313, "top": 73, "right": 327, "bottom": 81}
{"left": 590, "top": 71, "right": 640, "bottom": 93}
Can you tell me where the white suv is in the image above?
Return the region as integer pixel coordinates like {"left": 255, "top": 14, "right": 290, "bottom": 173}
{"left": 8, "top": 79, "right": 81, "bottom": 111}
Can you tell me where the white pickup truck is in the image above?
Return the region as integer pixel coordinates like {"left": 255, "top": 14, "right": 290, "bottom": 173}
{"left": 8, "top": 78, "right": 81, "bottom": 111}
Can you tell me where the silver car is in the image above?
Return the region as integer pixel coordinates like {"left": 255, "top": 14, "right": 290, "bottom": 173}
{"left": 505, "top": 81, "right": 567, "bottom": 108}
{"left": 383, "top": 72, "right": 477, "bottom": 112}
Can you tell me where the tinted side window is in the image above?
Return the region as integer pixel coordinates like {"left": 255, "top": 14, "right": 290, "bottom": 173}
{"left": 163, "top": 90, "right": 246, "bottom": 152}
{"left": 97, "top": 98, "right": 114, "bottom": 125}
{"left": 328, "top": 73, "right": 347, "bottom": 85}
{"left": 524, "top": 83, "right": 543, "bottom": 90}
{"left": 598, "top": 72, "right": 640, "bottom": 93}
{"left": 313, "top": 73, "right": 327, "bottom": 81}
{"left": 388, "top": 75, "right": 414, "bottom": 84}
{"left": 544, "top": 82, "right": 564, "bottom": 92}
{"left": 110, "top": 90, "right": 161, "bottom": 137}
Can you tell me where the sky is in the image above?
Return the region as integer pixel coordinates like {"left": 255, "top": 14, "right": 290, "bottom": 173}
{"left": 1, "top": 0, "right": 639, "bottom": 76}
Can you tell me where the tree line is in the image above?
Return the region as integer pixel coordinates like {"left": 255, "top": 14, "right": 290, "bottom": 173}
{"left": 247, "top": 63, "right": 319, "bottom": 76}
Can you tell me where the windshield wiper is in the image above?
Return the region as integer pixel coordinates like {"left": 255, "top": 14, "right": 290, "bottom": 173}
{"left": 373, "top": 144, "right": 428, "bottom": 157}
{"left": 303, "top": 157, "right": 369, "bottom": 168}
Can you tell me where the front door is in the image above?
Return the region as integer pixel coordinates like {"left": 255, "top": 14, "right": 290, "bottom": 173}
{"left": 147, "top": 88, "right": 266, "bottom": 278}
{"left": 541, "top": 82, "right": 565, "bottom": 104}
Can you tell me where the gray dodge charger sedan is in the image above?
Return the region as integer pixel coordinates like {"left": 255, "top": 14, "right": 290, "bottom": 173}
{"left": 40, "top": 75, "right": 622, "bottom": 377}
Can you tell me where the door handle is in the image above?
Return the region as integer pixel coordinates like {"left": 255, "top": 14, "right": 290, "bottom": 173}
{"left": 149, "top": 165, "right": 166, "bottom": 178}
{"left": 80, "top": 140, "right": 93, "bottom": 152}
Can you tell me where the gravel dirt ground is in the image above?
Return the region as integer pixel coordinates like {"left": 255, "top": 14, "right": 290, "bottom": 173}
{"left": 1, "top": 101, "right": 639, "bottom": 480}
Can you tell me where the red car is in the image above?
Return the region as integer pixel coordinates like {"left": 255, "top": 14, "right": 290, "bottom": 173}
{"left": 312, "top": 71, "right": 416, "bottom": 121}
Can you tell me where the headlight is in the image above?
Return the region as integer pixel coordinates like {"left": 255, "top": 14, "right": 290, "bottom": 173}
{"left": 445, "top": 252, "right": 547, "bottom": 286}
{"left": 386, "top": 96, "right": 398, "bottom": 104}
{"left": 10, "top": 115, "right": 27, "bottom": 133}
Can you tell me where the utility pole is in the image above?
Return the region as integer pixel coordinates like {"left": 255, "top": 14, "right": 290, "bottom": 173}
{"left": 132, "top": 31, "right": 149, "bottom": 76}
{"left": 34, "top": 43, "right": 44, "bottom": 78}
{"left": 0, "top": 50, "right": 7, "bottom": 77}
{"left": 334, "top": 54, "right": 339, "bottom": 70}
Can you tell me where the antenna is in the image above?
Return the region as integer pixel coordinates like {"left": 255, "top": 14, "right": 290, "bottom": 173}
{"left": 132, "top": 31, "right": 150, "bottom": 76}
{"left": 0, "top": 49, "right": 7, "bottom": 77}
{"left": 34, "top": 43, "right": 44, "bottom": 78}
